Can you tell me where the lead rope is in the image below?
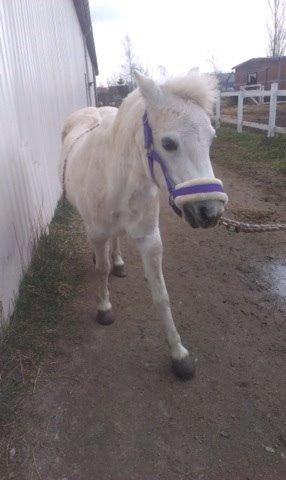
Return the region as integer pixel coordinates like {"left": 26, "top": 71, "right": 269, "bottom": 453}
{"left": 62, "top": 123, "right": 99, "bottom": 201}
{"left": 219, "top": 216, "right": 286, "bottom": 233}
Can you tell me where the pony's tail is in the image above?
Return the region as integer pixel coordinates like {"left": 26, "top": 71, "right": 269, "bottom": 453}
{"left": 61, "top": 124, "right": 70, "bottom": 142}
{"left": 61, "top": 107, "right": 101, "bottom": 143}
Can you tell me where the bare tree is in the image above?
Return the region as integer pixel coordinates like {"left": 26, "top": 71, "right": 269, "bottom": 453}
{"left": 107, "top": 72, "right": 125, "bottom": 86}
{"left": 106, "top": 36, "right": 147, "bottom": 90}
{"left": 207, "top": 54, "right": 221, "bottom": 75}
{"left": 120, "top": 35, "right": 147, "bottom": 91}
{"left": 157, "top": 64, "right": 169, "bottom": 81}
{"left": 267, "top": 0, "right": 286, "bottom": 56}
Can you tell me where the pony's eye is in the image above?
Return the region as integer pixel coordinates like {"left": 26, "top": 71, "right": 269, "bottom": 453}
{"left": 161, "top": 137, "right": 178, "bottom": 151}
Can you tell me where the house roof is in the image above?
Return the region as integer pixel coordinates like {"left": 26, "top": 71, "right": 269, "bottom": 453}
{"left": 232, "top": 56, "right": 286, "bottom": 69}
{"left": 73, "top": 0, "right": 98, "bottom": 75}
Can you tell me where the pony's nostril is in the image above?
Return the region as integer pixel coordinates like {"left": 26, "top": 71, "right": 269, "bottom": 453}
{"left": 185, "top": 200, "right": 224, "bottom": 228}
{"left": 199, "top": 205, "right": 209, "bottom": 220}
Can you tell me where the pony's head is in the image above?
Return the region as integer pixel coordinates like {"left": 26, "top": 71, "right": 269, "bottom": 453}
{"left": 135, "top": 72, "right": 228, "bottom": 228}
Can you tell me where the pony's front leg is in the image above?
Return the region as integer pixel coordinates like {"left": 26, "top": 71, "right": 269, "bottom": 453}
{"left": 135, "top": 229, "right": 194, "bottom": 380}
{"left": 94, "top": 239, "right": 114, "bottom": 325}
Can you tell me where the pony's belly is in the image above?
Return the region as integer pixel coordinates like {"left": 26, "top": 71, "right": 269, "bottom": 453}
{"left": 81, "top": 206, "right": 128, "bottom": 241}
{"left": 82, "top": 201, "right": 158, "bottom": 241}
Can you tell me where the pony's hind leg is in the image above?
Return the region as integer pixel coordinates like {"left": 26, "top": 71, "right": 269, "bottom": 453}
{"left": 93, "top": 236, "right": 126, "bottom": 277}
{"left": 111, "top": 236, "right": 126, "bottom": 277}
{"left": 94, "top": 239, "right": 114, "bottom": 325}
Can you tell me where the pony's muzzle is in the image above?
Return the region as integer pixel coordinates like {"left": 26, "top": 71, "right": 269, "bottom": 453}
{"left": 183, "top": 199, "right": 225, "bottom": 228}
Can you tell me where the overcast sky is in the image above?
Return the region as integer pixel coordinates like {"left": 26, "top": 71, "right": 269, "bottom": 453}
{"left": 90, "top": 0, "right": 271, "bottom": 85}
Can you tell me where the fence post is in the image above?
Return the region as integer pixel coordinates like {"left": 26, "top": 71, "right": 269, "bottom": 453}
{"left": 268, "top": 82, "right": 278, "bottom": 138}
{"left": 215, "top": 94, "right": 221, "bottom": 128}
{"left": 237, "top": 91, "right": 244, "bottom": 133}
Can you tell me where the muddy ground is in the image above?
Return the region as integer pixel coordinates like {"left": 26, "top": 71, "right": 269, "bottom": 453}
{"left": 1, "top": 145, "right": 286, "bottom": 479}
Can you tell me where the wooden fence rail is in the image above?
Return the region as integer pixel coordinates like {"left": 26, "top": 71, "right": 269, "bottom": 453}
{"left": 215, "top": 83, "right": 286, "bottom": 137}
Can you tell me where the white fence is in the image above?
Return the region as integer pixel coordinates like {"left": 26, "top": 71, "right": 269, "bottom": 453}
{"left": 215, "top": 83, "right": 286, "bottom": 137}
{"left": 0, "top": 0, "right": 95, "bottom": 328}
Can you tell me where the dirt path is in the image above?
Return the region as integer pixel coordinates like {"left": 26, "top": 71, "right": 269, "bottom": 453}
{"left": 2, "top": 165, "right": 286, "bottom": 480}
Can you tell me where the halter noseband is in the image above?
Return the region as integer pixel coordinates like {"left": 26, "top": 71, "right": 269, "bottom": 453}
{"left": 143, "top": 112, "right": 228, "bottom": 217}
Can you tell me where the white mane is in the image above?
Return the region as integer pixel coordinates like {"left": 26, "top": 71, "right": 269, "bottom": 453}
{"left": 162, "top": 74, "right": 218, "bottom": 116}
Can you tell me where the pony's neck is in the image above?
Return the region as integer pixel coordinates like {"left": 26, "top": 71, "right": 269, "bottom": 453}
{"left": 110, "top": 90, "right": 152, "bottom": 186}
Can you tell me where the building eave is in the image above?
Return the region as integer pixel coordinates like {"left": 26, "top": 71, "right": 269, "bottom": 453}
{"left": 73, "top": 0, "right": 98, "bottom": 75}
{"left": 232, "top": 56, "right": 286, "bottom": 70}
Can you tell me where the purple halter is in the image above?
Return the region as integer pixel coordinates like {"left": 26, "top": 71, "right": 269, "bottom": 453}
{"left": 143, "top": 112, "right": 182, "bottom": 216}
{"left": 142, "top": 112, "right": 226, "bottom": 217}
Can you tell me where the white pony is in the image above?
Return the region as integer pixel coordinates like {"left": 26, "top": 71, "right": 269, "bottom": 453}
{"left": 59, "top": 73, "right": 228, "bottom": 379}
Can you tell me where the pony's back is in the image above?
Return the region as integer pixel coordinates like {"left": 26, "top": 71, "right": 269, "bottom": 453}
{"left": 61, "top": 107, "right": 101, "bottom": 141}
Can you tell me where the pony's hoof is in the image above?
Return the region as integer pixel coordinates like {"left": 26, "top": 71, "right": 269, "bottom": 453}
{"left": 96, "top": 309, "right": 115, "bottom": 325}
{"left": 171, "top": 356, "right": 195, "bottom": 380}
{"left": 112, "top": 264, "right": 127, "bottom": 278}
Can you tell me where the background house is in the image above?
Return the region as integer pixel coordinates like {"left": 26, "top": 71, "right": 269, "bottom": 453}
{"left": 0, "top": 0, "right": 98, "bottom": 327}
{"left": 233, "top": 57, "right": 286, "bottom": 90}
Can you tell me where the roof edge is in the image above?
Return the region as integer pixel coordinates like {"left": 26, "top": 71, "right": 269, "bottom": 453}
{"left": 73, "top": 0, "right": 98, "bottom": 75}
{"left": 233, "top": 56, "right": 286, "bottom": 70}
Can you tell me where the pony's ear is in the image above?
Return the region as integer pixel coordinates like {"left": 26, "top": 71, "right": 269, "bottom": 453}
{"left": 187, "top": 67, "right": 200, "bottom": 76}
{"left": 134, "top": 72, "right": 163, "bottom": 106}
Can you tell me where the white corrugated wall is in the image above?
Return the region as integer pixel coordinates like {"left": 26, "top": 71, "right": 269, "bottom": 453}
{"left": 0, "top": 0, "right": 95, "bottom": 327}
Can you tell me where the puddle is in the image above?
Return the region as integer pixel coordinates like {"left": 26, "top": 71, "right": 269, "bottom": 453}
{"left": 265, "top": 263, "right": 286, "bottom": 298}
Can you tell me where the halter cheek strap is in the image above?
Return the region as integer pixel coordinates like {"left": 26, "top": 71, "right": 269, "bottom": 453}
{"left": 143, "top": 112, "right": 228, "bottom": 216}
{"left": 143, "top": 112, "right": 182, "bottom": 216}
